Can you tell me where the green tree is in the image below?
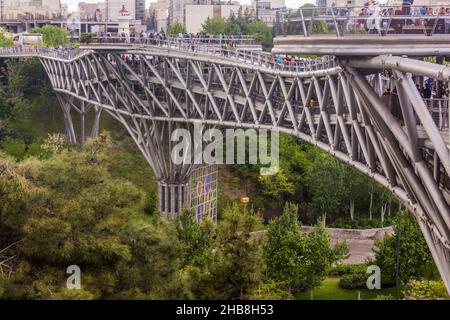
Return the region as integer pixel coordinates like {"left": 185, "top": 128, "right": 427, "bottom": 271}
{"left": 201, "top": 17, "right": 228, "bottom": 35}
{"left": 3, "top": 58, "right": 46, "bottom": 97}
{"left": 167, "top": 22, "right": 187, "bottom": 36}
{"left": 374, "top": 211, "right": 438, "bottom": 286}
{"left": 0, "top": 138, "right": 26, "bottom": 160}
{"left": 79, "top": 32, "right": 94, "bottom": 44}
{"left": 0, "top": 28, "right": 13, "bottom": 48}
{"left": 264, "top": 203, "right": 304, "bottom": 292}
{"left": 305, "top": 156, "right": 345, "bottom": 224}
{"left": 173, "top": 208, "right": 215, "bottom": 268}
{"left": 31, "top": 25, "right": 68, "bottom": 47}
{"left": 189, "top": 204, "right": 264, "bottom": 299}
{"left": 224, "top": 13, "right": 243, "bottom": 35}
{"left": 303, "top": 220, "right": 348, "bottom": 299}
{"left": 249, "top": 279, "right": 293, "bottom": 300}
{"left": 258, "top": 169, "right": 295, "bottom": 207}
{"left": 0, "top": 134, "right": 184, "bottom": 299}
{"left": 245, "top": 20, "right": 273, "bottom": 49}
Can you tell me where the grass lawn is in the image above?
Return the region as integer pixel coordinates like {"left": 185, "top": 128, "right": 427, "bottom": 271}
{"left": 296, "top": 277, "right": 397, "bottom": 300}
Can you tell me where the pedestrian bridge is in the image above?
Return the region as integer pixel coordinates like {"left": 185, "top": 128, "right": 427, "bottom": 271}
{"left": 1, "top": 38, "right": 450, "bottom": 293}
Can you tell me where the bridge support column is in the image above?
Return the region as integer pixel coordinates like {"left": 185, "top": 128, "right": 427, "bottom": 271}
{"left": 56, "top": 93, "right": 102, "bottom": 143}
{"left": 158, "top": 181, "right": 190, "bottom": 218}
{"left": 107, "top": 116, "right": 205, "bottom": 217}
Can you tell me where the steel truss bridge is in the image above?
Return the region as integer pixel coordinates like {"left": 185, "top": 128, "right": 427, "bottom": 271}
{"left": 1, "top": 37, "right": 450, "bottom": 293}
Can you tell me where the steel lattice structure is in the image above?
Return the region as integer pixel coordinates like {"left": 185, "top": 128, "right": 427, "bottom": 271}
{"left": 1, "top": 44, "right": 450, "bottom": 293}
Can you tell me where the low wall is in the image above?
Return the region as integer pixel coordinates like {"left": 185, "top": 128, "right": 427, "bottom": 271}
{"left": 300, "top": 226, "right": 394, "bottom": 240}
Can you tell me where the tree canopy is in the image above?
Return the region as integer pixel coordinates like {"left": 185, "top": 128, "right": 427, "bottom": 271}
{"left": 167, "top": 22, "right": 187, "bottom": 37}
{"left": 31, "top": 25, "right": 68, "bottom": 47}
{"left": 0, "top": 28, "right": 13, "bottom": 48}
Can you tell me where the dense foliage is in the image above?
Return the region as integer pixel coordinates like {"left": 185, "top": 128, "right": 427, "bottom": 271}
{"left": 167, "top": 22, "right": 187, "bottom": 37}
{"left": 402, "top": 279, "right": 448, "bottom": 300}
{"left": 373, "top": 211, "right": 439, "bottom": 286}
{"left": 264, "top": 203, "right": 348, "bottom": 296}
{"left": 31, "top": 25, "right": 68, "bottom": 47}
{"left": 0, "top": 134, "right": 182, "bottom": 299}
{"left": 79, "top": 33, "right": 94, "bottom": 44}
{"left": 200, "top": 13, "right": 273, "bottom": 49}
{"left": 1, "top": 138, "right": 347, "bottom": 300}
{"left": 0, "top": 28, "right": 13, "bottom": 48}
{"left": 231, "top": 134, "right": 399, "bottom": 227}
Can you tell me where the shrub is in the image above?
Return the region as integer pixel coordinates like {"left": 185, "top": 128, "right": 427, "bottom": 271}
{"left": 403, "top": 280, "right": 449, "bottom": 300}
{"left": 374, "top": 211, "right": 437, "bottom": 286}
{"left": 339, "top": 272, "right": 367, "bottom": 289}
{"left": 1, "top": 138, "right": 26, "bottom": 160}
{"left": 79, "top": 33, "right": 94, "bottom": 44}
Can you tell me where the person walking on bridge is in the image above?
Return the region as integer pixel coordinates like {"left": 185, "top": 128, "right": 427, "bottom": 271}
{"left": 445, "top": 8, "right": 450, "bottom": 34}
{"left": 402, "top": 0, "right": 413, "bottom": 15}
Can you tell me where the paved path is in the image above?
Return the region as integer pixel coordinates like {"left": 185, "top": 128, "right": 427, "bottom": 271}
{"left": 301, "top": 226, "right": 394, "bottom": 265}
{"left": 331, "top": 238, "right": 377, "bottom": 264}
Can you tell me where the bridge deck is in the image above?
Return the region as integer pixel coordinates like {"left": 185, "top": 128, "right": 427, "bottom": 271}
{"left": 273, "top": 35, "right": 450, "bottom": 56}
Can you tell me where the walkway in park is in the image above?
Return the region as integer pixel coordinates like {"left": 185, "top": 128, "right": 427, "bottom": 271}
{"left": 301, "top": 226, "right": 394, "bottom": 264}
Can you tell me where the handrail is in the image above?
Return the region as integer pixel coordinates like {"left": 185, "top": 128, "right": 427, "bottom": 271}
{"left": 0, "top": 40, "right": 335, "bottom": 73}
{"left": 278, "top": 4, "right": 450, "bottom": 37}
{"left": 72, "top": 34, "right": 258, "bottom": 45}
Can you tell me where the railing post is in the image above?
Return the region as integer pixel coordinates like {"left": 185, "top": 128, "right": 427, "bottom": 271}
{"left": 309, "top": 7, "right": 316, "bottom": 36}
{"left": 299, "top": 9, "right": 308, "bottom": 37}
{"left": 331, "top": 9, "right": 341, "bottom": 37}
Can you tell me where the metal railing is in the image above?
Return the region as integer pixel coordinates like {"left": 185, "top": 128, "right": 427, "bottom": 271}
{"left": 0, "top": 46, "right": 87, "bottom": 60}
{"left": 75, "top": 34, "right": 258, "bottom": 46}
{"left": 277, "top": 4, "right": 450, "bottom": 37}
{"left": 0, "top": 38, "right": 335, "bottom": 72}
{"left": 133, "top": 38, "right": 335, "bottom": 72}
{"left": 425, "top": 98, "right": 450, "bottom": 130}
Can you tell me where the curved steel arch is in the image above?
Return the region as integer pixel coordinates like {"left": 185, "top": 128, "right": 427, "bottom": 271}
{"left": 2, "top": 45, "right": 449, "bottom": 293}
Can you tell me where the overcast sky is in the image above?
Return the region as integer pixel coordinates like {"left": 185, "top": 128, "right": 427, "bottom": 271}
{"left": 62, "top": 0, "right": 312, "bottom": 12}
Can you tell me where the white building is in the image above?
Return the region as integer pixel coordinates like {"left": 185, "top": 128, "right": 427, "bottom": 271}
{"left": 135, "top": 0, "right": 146, "bottom": 21}
{"left": 150, "top": 0, "right": 170, "bottom": 32}
{"left": 3, "top": 0, "right": 63, "bottom": 20}
{"left": 118, "top": 5, "right": 131, "bottom": 37}
{"left": 107, "top": 0, "right": 136, "bottom": 21}
{"left": 169, "top": 0, "right": 188, "bottom": 26}
{"left": 252, "top": 0, "right": 286, "bottom": 28}
{"left": 169, "top": 0, "right": 225, "bottom": 26}
{"left": 254, "top": 0, "right": 286, "bottom": 10}
{"left": 185, "top": 4, "right": 240, "bottom": 33}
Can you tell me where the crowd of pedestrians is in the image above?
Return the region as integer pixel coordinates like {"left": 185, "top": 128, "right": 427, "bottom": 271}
{"left": 323, "top": 1, "right": 450, "bottom": 34}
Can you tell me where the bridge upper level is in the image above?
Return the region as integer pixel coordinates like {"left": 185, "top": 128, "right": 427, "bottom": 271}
{"left": 273, "top": 34, "right": 450, "bottom": 57}
{"left": 274, "top": 4, "right": 450, "bottom": 56}
{"left": 276, "top": 4, "right": 450, "bottom": 37}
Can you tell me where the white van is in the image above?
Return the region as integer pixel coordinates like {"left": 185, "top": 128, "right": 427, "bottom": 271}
{"left": 13, "top": 33, "right": 43, "bottom": 46}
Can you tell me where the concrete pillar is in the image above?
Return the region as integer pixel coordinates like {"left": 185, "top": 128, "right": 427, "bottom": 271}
{"left": 158, "top": 181, "right": 190, "bottom": 218}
